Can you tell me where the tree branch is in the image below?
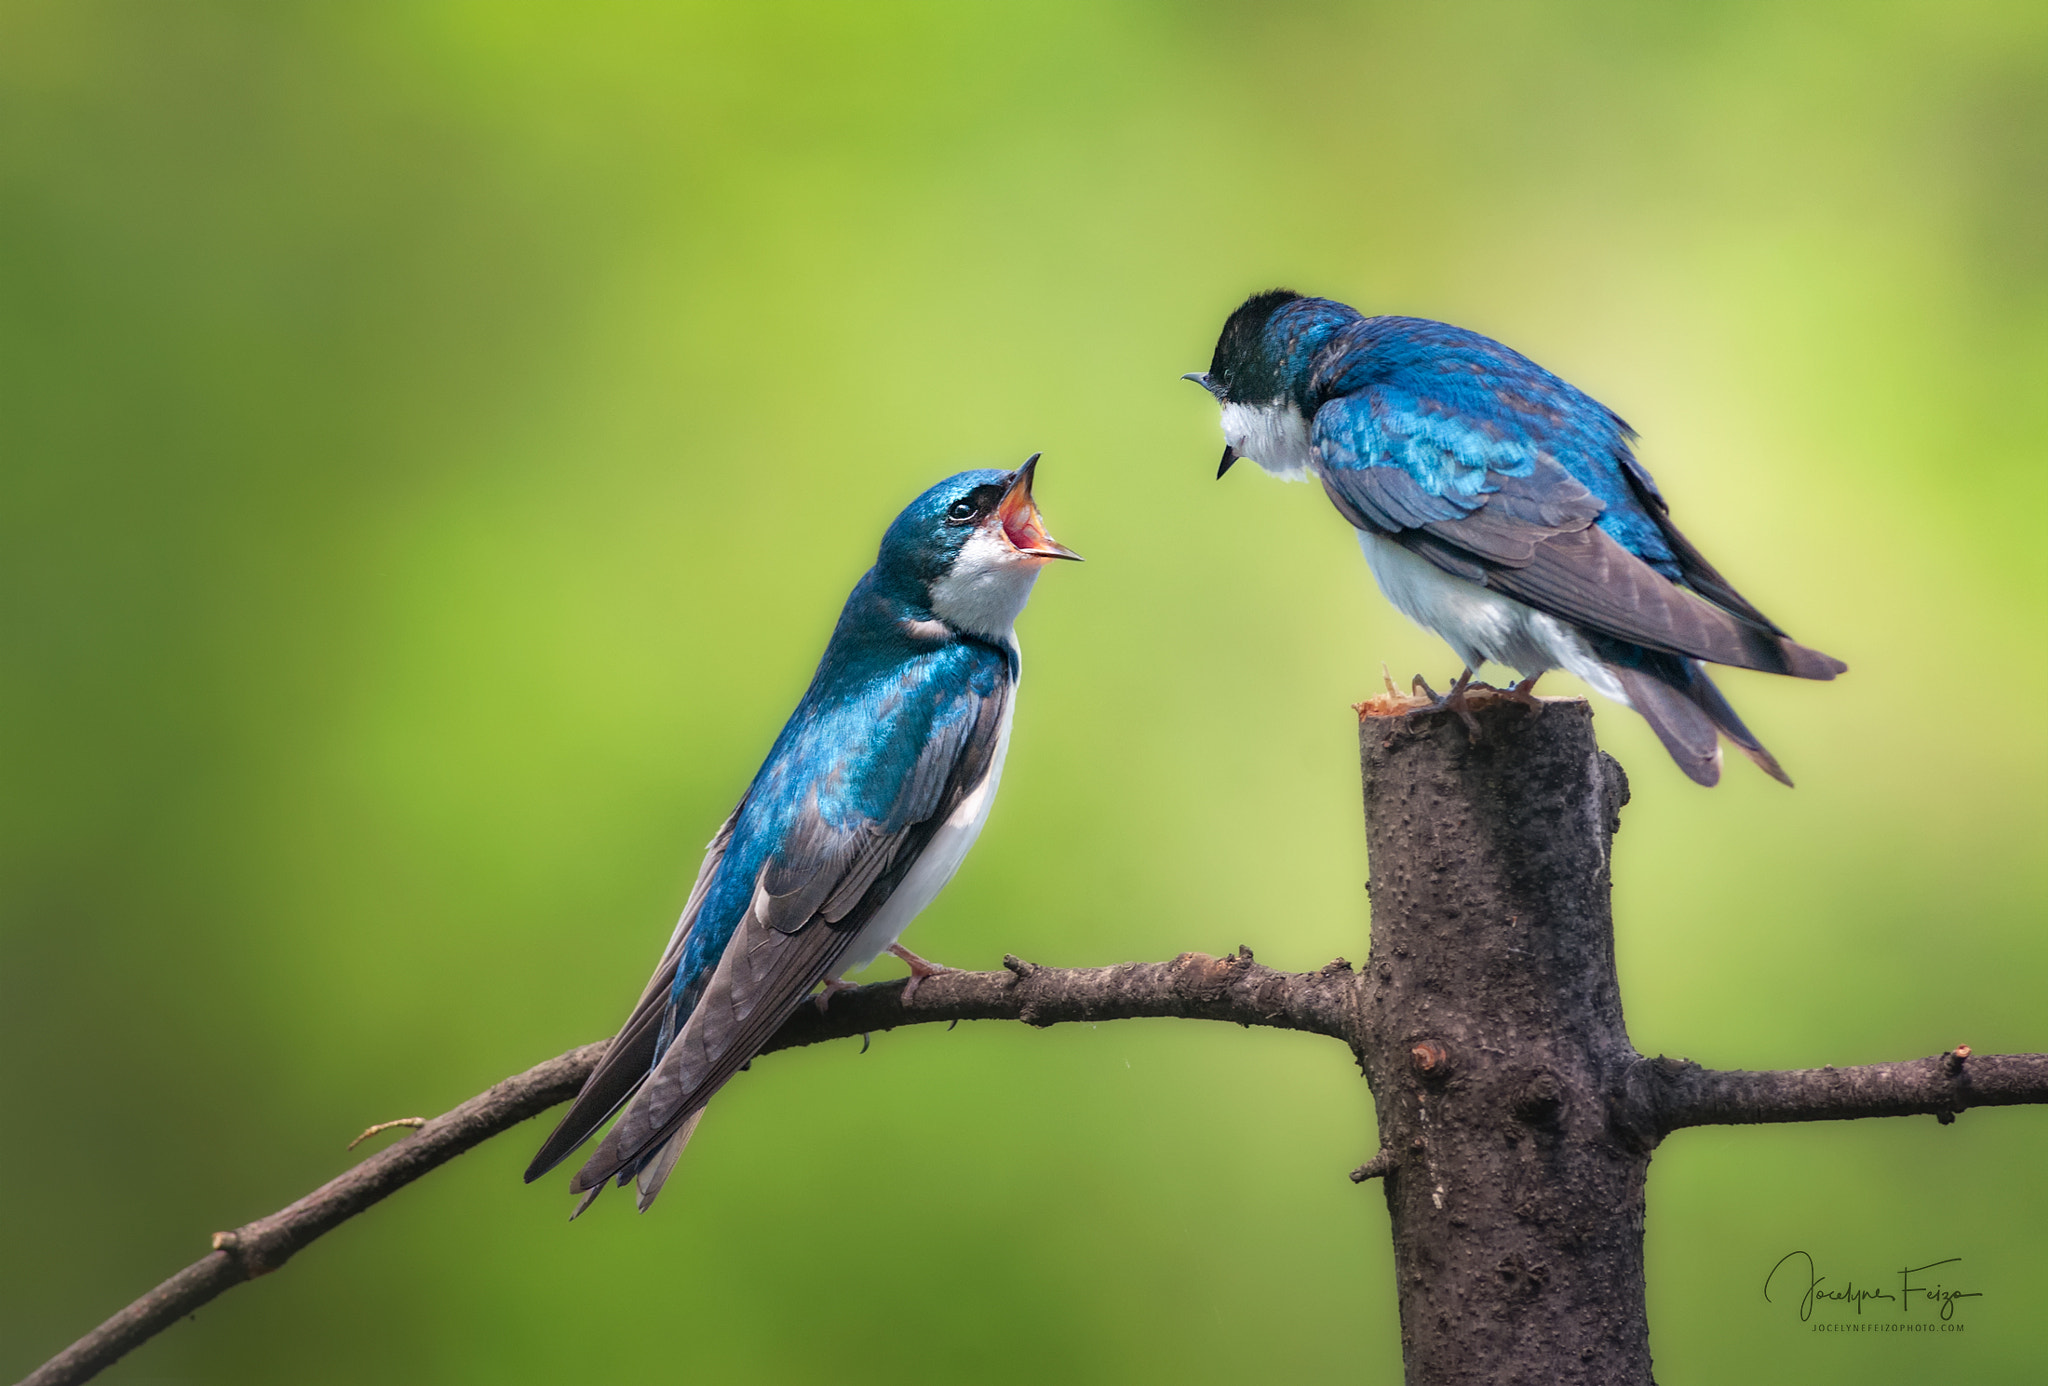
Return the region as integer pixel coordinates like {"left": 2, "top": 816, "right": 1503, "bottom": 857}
{"left": 766, "top": 948, "right": 1361, "bottom": 1051}
{"left": 16, "top": 1040, "right": 607, "bottom": 1386}
{"left": 17, "top": 951, "right": 1360, "bottom": 1386}
{"left": 1635, "top": 1048, "right": 2048, "bottom": 1136}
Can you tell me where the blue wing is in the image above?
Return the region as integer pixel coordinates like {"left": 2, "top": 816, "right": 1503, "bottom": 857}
{"left": 1308, "top": 317, "right": 1836, "bottom": 676}
{"left": 528, "top": 619, "right": 1013, "bottom": 1203}
{"left": 1311, "top": 317, "right": 1669, "bottom": 555}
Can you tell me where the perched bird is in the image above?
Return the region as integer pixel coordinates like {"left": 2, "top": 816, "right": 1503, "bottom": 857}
{"left": 1187, "top": 290, "right": 1845, "bottom": 786}
{"left": 526, "top": 458, "right": 1079, "bottom": 1213}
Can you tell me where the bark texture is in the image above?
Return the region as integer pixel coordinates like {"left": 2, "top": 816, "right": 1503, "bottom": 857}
{"left": 1357, "top": 697, "right": 1651, "bottom": 1386}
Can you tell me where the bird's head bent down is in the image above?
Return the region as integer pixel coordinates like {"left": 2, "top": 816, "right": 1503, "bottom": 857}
{"left": 881, "top": 454, "right": 1081, "bottom": 643}
{"left": 1184, "top": 287, "right": 1340, "bottom": 482}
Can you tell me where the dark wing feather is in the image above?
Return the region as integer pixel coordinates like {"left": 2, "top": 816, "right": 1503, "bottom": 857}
{"left": 1415, "top": 458, "right": 1604, "bottom": 565}
{"left": 1613, "top": 452, "right": 1785, "bottom": 635}
{"left": 758, "top": 698, "right": 979, "bottom": 934}
{"left": 1478, "top": 519, "right": 1843, "bottom": 678}
{"left": 1313, "top": 389, "right": 1844, "bottom": 679}
{"left": 1481, "top": 526, "right": 1794, "bottom": 674}
{"left": 1323, "top": 459, "right": 1479, "bottom": 532}
{"left": 571, "top": 889, "right": 854, "bottom": 1196}
{"left": 568, "top": 669, "right": 1011, "bottom": 1205}
{"left": 524, "top": 806, "right": 739, "bottom": 1183}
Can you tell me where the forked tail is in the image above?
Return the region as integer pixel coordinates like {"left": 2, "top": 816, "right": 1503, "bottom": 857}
{"left": 1605, "top": 649, "right": 1793, "bottom": 788}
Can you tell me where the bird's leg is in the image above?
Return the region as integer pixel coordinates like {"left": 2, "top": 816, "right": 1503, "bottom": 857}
{"left": 1411, "top": 668, "right": 1482, "bottom": 737}
{"left": 813, "top": 975, "right": 860, "bottom": 1013}
{"left": 1500, "top": 672, "right": 1545, "bottom": 716}
{"left": 890, "top": 943, "right": 954, "bottom": 1005}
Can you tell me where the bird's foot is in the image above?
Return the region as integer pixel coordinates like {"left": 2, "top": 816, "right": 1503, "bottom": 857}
{"left": 814, "top": 976, "right": 860, "bottom": 1013}
{"left": 890, "top": 943, "right": 954, "bottom": 1005}
{"left": 1499, "top": 674, "right": 1545, "bottom": 717}
{"left": 1409, "top": 669, "right": 1482, "bottom": 738}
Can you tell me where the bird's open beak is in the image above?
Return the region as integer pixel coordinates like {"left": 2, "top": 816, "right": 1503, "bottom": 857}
{"left": 998, "top": 453, "right": 1082, "bottom": 562}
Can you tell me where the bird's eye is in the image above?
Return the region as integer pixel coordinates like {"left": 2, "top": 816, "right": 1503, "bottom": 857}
{"left": 947, "top": 500, "right": 977, "bottom": 521}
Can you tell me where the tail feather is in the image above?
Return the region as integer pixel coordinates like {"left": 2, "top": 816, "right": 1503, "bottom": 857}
{"left": 1608, "top": 663, "right": 1723, "bottom": 786}
{"left": 529, "top": 805, "right": 741, "bottom": 1186}
{"left": 1605, "top": 648, "right": 1795, "bottom": 787}
{"left": 568, "top": 1181, "right": 605, "bottom": 1221}
{"left": 524, "top": 998, "right": 668, "bottom": 1183}
{"left": 633, "top": 1108, "right": 706, "bottom": 1213}
{"left": 1679, "top": 659, "right": 1794, "bottom": 786}
{"left": 563, "top": 1105, "right": 707, "bottom": 1220}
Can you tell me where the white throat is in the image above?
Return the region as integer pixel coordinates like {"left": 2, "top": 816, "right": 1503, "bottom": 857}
{"left": 1220, "top": 399, "right": 1315, "bottom": 481}
{"left": 928, "top": 527, "right": 1042, "bottom": 642}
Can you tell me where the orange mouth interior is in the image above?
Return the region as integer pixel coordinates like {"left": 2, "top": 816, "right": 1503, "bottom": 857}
{"left": 997, "top": 480, "right": 1077, "bottom": 560}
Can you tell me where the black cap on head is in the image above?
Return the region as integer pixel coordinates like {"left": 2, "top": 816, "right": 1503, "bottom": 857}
{"left": 1205, "top": 288, "right": 1302, "bottom": 403}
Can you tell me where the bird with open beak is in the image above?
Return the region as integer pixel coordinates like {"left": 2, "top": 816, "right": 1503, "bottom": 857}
{"left": 527, "top": 456, "right": 1078, "bottom": 1215}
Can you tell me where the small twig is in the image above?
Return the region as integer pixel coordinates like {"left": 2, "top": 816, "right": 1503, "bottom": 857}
{"left": 1350, "top": 1148, "right": 1397, "bottom": 1183}
{"left": 346, "top": 1117, "right": 427, "bottom": 1151}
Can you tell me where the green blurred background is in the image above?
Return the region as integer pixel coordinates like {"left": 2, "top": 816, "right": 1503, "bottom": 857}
{"left": 4, "top": 2, "right": 2046, "bottom": 1381}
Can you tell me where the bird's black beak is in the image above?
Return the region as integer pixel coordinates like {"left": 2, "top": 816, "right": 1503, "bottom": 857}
{"left": 998, "top": 453, "right": 1082, "bottom": 562}
{"left": 1184, "top": 374, "right": 1238, "bottom": 477}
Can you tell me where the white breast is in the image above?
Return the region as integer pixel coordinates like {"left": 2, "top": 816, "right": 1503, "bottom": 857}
{"left": 1354, "top": 530, "right": 1629, "bottom": 705}
{"left": 1221, "top": 396, "right": 1633, "bottom": 706}
{"left": 838, "top": 673, "right": 1017, "bottom": 973}
{"left": 1221, "top": 400, "right": 1316, "bottom": 481}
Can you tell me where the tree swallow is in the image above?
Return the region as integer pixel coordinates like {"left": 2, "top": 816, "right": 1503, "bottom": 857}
{"left": 1187, "top": 290, "right": 1845, "bottom": 786}
{"left": 526, "top": 458, "right": 1079, "bottom": 1214}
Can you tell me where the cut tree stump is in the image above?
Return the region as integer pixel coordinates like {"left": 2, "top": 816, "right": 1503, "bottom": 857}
{"left": 1356, "top": 695, "right": 1651, "bottom": 1385}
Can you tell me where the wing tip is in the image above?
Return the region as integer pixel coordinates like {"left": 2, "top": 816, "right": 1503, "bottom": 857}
{"left": 526, "top": 1108, "right": 606, "bottom": 1185}
{"left": 524, "top": 1132, "right": 582, "bottom": 1185}
{"left": 1779, "top": 639, "right": 1848, "bottom": 681}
